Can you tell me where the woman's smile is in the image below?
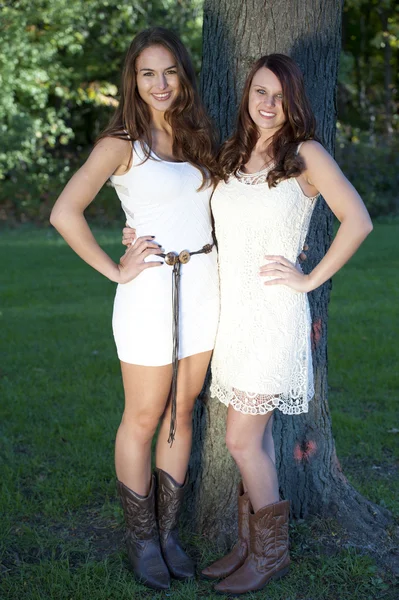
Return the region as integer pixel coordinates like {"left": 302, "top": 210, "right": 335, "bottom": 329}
{"left": 151, "top": 91, "right": 173, "bottom": 101}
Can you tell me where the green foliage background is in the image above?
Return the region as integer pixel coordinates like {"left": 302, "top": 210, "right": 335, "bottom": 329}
{"left": 0, "top": 0, "right": 397, "bottom": 222}
{"left": 0, "top": 0, "right": 202, "bottom": 222}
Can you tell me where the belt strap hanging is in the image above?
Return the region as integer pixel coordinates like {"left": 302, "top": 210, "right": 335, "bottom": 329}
{"left": 160, "top": 243, "right": 214, "bottom": 446}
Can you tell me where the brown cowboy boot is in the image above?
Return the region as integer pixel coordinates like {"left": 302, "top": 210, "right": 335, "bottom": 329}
{"left": 117, "top": 475, "right": 170, "bottom": 590}
{"left": 156, "top": 468, "right": 195, "bottom": 580}
{"left": 201, "top": 481, "right": 250, "bottom": 580}
{"left": 214, "top": 499, "right": 290, "bottom": 595}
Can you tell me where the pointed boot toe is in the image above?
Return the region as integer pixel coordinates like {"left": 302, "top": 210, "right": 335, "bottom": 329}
{"left": 156, "top": 468, "right": 195, "bottom": 580}
{"left": 167, "top": 548, "right": 195, "bottom": 580}
{"left": 201, "top": 564, "right": 220, "bottom": 580}
{"left": 201, "top": 482, "right": 250, "bottom": 581}
{"left": 214, "top": 499, "right": 290, "bottom": 595}
{"left": 118, "top": 476, "right": 171, "bottom": 591}
{"left": 136, "top": 555, "right": 170, "bottom": 590}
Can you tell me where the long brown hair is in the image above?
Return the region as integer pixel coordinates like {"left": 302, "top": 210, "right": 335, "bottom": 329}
{"left": 98, "top": 27, "right": 218, "bottom": 188}
{"left": 218, "top": 54, "right": 317, "bottom": 186}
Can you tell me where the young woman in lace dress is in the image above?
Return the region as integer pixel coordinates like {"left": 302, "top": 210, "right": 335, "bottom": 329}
{"left": 201, "top": 54, "right": 373, "bottom": 595}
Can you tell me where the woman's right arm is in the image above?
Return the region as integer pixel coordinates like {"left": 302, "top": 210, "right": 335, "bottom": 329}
{"left": 50, "top": 137, "right": 162, "bottom": 283}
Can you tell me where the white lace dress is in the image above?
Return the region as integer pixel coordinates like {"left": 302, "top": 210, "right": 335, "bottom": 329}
{"left": 210, "top": 166, "right": 319, "bottom": 415}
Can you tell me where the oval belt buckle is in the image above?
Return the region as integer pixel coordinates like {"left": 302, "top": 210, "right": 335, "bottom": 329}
{"left": 165, "top": 251, "right": 178, "bottom": 266}
{"left": 179, "top": 250, "right": 191, "bottom": 264}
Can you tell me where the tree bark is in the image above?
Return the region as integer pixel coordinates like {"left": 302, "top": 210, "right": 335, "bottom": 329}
{"left": 184, "top": 0, "right": 394, "bottom": 563}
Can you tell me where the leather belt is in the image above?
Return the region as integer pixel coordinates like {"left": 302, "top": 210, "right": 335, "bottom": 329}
{"left": 160, "top": 243, "right": 214, "bottom": 445}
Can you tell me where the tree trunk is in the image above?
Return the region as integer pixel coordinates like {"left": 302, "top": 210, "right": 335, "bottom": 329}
{"left": 185, "top": 0, "right": 393, "bottom": 561}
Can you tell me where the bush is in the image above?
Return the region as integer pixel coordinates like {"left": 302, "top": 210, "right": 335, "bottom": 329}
{"left": 0, "top": 0, "right": 203, "bottom": 225}
{"left": 335, "top": 135, "right": 399, "bottom": 218}
{"left": 0, "top": 152, "right": 124, "bottom": 226}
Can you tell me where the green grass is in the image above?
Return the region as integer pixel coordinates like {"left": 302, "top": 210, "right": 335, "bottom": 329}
{"left": 328, "top": 221, "right": 399, "bottom": 516}
{"left": 0, "top": 222, "right": 398, "bottom": 599}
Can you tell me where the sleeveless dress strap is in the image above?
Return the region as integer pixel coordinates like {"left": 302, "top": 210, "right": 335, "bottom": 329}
{"left": 123, "top": 128, "right": 131, "bottom": 139}
{"left": 296, "top": 141, "right": 305, "bottom": 154}
{"left": 123, "top": 128, "right": 134, "bottom": 148}
{"left": 123, "top": 129, "right": 143, "bottom": 166}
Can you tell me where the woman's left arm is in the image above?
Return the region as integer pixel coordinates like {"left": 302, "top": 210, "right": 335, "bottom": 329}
{"left": 261, "top": 141, "right": 373, "bottom": 292}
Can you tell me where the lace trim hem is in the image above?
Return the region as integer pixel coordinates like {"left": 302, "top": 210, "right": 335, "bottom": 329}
{"left": 210, "top": 383, "right": 314, "bottom": 416}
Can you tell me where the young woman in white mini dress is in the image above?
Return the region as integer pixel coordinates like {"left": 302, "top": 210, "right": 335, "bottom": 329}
{"left": 199, "top": 55, "right": 373, "bottom": 595}
{"left": 50, "top": 28, "right": 220, "bottom": 591}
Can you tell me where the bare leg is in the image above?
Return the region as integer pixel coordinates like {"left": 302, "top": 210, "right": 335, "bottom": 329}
{"left": 115, "top": 362, "right": 172, "bottom": 495}
{"left": 226, "top": 406, "right": 279, "bottom": 512}
{"left": 263, "top": 412, "right": 276, "bottom": 464}
{"left": 241, "top": 412, "right": 276, "bottom": 494}
{"left": 155, "top": 350, "right": 212, "bottom": 484}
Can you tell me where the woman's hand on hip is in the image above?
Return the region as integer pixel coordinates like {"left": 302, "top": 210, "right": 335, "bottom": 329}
{"left": 259, "top": 255, "right": 312, "bottom": 293}
{"left": 122, "top": 222, "right": 137, "bottom": 248}
{"left": 117, "top": 236, "right": 163, "bottom": 284}
{"left": 298, "top": 243, "right": 308, "bottom": 263}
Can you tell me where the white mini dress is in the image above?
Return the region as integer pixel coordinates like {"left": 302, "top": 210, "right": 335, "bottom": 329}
{"left": 210, "top": 164, "right": 318, "bottom": 415}
{"left": 111, "top": 141, "right": 219, "bottom": 366}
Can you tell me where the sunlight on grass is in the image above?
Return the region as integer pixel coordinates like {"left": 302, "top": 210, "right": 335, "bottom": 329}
{"left": 1, "top": 222, "right": 398, "bottom": 599}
